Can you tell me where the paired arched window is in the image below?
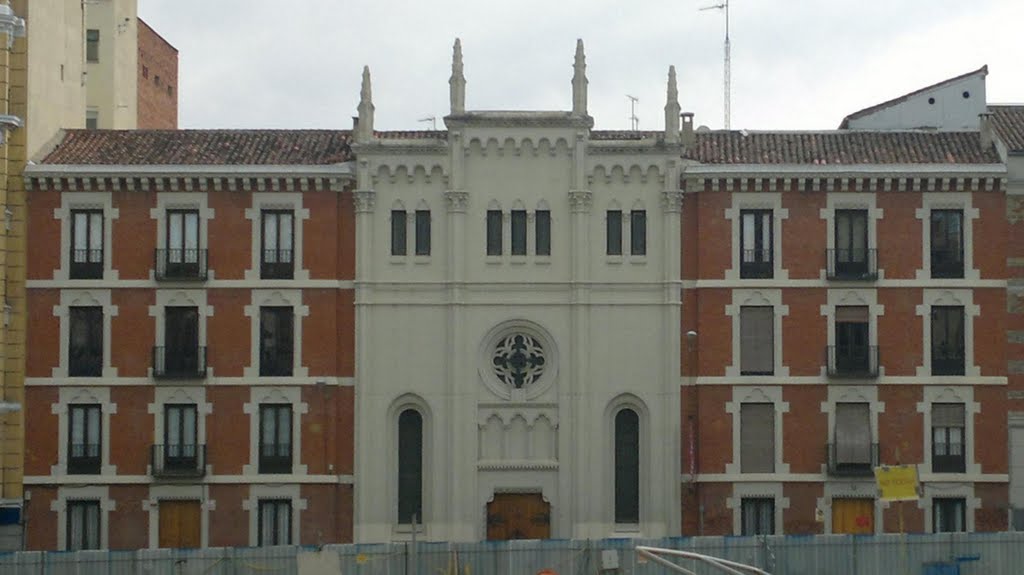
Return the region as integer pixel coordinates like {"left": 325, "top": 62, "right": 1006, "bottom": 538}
{"left": 397, "top": 409, "right": 423, "bottom": 524}
{"left": 614, "top": 408, "right": 640, "bottom": 524}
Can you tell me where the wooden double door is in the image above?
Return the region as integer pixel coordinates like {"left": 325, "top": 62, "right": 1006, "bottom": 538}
{"left": 832, "top": 498, "right": 874, "bottom": 534}
{"left": 486, "top": 493, "right": 550, "bottom": 540}
{"left": 159, "top": 500, "right": 201, "bottom": 548}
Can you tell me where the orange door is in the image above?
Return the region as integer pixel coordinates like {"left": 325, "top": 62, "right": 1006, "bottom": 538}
{"left": 832, "top": 498, "right": 874, "bottom": 534}
{"left": 159, "top": 500, "right": 201, "bottom": 548}
{"left": 486, "top": 493, "right": 550, "bottom": 540}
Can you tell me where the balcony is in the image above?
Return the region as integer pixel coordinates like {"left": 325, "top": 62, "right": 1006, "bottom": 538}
{"left": 155, "top": 249, "right": 208, "bottom": 281}
{"left": 826, "top": 442, "right": 878, "bottom": 477}
{"left": 739, "top": 249, "right": 773, "bottom": 279}
{"left": 68, "top": 444, "right": 101, "bottom": 475}
{"left": 260, "top": 250, "right": 294, "bottom": 279}
{"left": 70, "top": 249, "right": 104, "bottom": 279}
{"left": 258, "top": 444, "right": 292, "bottom": 474}
{"left": 826, "top": 346, "right": 879, "bottom": 378}
{"left": 931, "top": 249, "right": 964, "bottom": 279}
{"left": 931, "top": 345, "right": 965, "bottom": 376}
{"left": 826, "top": 249, "right": 878, "bottom": 281}
{"left": 152, "top": 347, "right": 208, "bottom": 380}
{"left": 151, "top": 444, "right": 206, "bottom": 479}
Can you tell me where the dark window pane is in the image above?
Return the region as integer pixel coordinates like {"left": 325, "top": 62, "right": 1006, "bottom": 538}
{"left": 741, "top": 498, "right": 775, "bottom": 535}
{"left": 398, "top": 409, "right": 423, "bottom": 524}
{"left": 67, "top": 500, "right": 101, "bottom": 550}
{"left": 740, "top": 210, "right": 773, "bottom": 278}
{"left": 261, "top": 210, "right": 294, "bottom": 279}
{"left": 511, "top": 210, "right": 527, "bottom": 255}
{"left": 258, "top": 499, "right": 292, "bottom": 545}
{"left": 630, "top": 210, "right": 646, "bottom": 256}
{"left": 69, "top": 307, "right": 103, "bottom": 377}
{"left": 68, "top": 404, "right": 101, "bottom": 474}
{"left": 932, "top": 403, "right": 966, "bottom": 473}
{"left": 486, "top": 210, "right": 502, "bottom": 256}
{"left": 614, "top": 409, "right": 640, "bottom": 523}
{"left": 259, "top": 307, "right": 294, "bottom": 377}
{"left": 931, "top": 210, "right": 964, "bottom": 278}
{"left": 391, "top": 210, "right": 407, "bottom": 256}
{"left": 415, "top": 210, "right": 430, "bottom": 256}
{"left": 607, "top": 210, "right": 622, "bottom": 255}
{"left": 931, "top": 306, "right": 965, "bottom": 375}
{"left": 70, "top": 209, "right": 103, "bottom": 279}
{"left": 535, "top": 210, "right": 551, "bottom": 256}
{"left": 259, "top": 404, "right": 292, "bottom": 473}
{"left": 933, "top": 498, "right": 966, "bottom": 532}
{"left": 86, "top": 30, "right": 99, "bottom": 63}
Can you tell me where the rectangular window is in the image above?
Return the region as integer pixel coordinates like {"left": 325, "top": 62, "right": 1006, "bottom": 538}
{"left": 833, "top": 402, "right": 872, "bottom": 472}
{"left": 535, "top": 210, "right": 551, "bottom": 256}
{"left": 511, "top": 210, "right": 527, "bottom": 256}
{"left": 931, "top": 306, "right": 965, "bottom": 376}
{"left": 486, "top": 210, "right": 502, "bottom": 256}
{"left": 66, "top": 500, "right": 101, "bottom": 550}
{"left": 70, "top": 209, "right": 103, "bottom": 279}
{"left": 933, "top": 497, "right": 966, "bottom": 533}
{"left": 86, "top": 29, "right": 100, "bottom": 63}
{"left": 833, "top": 306, "right": 871, "bottom": 376}
{"left": 85, "top": 110, "right": 98, "bottom": 131}
{"left": 259, "top": 404, "right": 292, "bottom": 474}
{"left": 260, "top": 210, "right": 294, "bottom": 279}
{"left": 740, "top": 306, "right": 774, "bottom": 375}
{"left": 391, "top": 210, "right": 407, "bottom": 256}
{"left": 259, "top": 307, "right": 294, "bottom": 377}
{"left": 606, "top": 210, "right": 622, "bottom": 256}
{"left": 932, "top": 403, "right": 966, "bottom": 473}
{"left": 414, "top": 210, "right": 431, "bottom": 256}
{"left": 156, "top": 306, "right": 201, "bottom": 378}
{"left": 740, "top": 209, "right": 773, "bottom": 278}
{"left": 257, "top": 499, "right": 292, "bottom": 546}
{"left": 68, "top": 404, "right": 101, "bottom": 474}
{"left": 163, "top": 404, "right": 198, "bottom": 471}
{"left": 740, "top": 403, "right": 775, "bottom": 473}
{"left": 630, "top": 210, "right": 647, "bottom": 256}
{"left": 741, "top": 498, "right": 775, "bottom": 535}
{"left": 69, "top": 306, "right": 103, "bottom": 377}
{"left": 833, "top": 209, "right": 871, "bottom": 278}
{"left": 161, "top": 210, "right": 201, "bottom": 279}
{"left": 931, "top": 209, "right": 964, "bottom": 278}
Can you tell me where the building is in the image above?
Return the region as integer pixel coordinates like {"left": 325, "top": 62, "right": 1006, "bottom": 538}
{"left": 19, "top": 42, "right": 1016, "bottom": 549}
{"left": 136, "top": 18, "right": 178, "bottom": 130}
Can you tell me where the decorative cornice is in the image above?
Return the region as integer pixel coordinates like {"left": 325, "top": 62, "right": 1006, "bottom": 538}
{"left": 683, "top": 174, "right": 1006, "bottom": 194}
{"left": 353, "top": 189, "right": 377, "bottom": 213}
{"left": 568, "top": 189, "right": 593, "bottom": 213}
{"left": 476, "top": 459, "right": 559, "bottom": 471}
{"left": 444, "top": 190, "right": 469, "bottom": 212}
{"left": 661, "top": 190, "right": 684, "bottom": 212}
{"left": 444, "top": 111, "right": 594, "bottom": 130}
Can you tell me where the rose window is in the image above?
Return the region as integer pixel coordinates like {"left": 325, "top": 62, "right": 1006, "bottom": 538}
{"left": 491, "top": 333, "right": 546, "bottom": 389}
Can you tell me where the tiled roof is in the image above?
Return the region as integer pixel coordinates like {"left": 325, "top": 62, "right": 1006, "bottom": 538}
{"left": 40, "top": 129, "right": 354, "bottom": 165}
{"left": 990, "top": 105, "right": 1024, "bottom": 153}
{"left": 685, "top": 130, "right": 1000, "bottom": 165}
{"left": 839, "top": 65, "right": 988, "bottom": 129}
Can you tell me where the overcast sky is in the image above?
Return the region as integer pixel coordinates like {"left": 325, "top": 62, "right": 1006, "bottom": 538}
{"left": 139, "top": 0, "right": 1023, "bottom": 132}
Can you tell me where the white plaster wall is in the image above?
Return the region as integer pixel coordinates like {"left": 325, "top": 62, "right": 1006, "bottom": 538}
{"left": 846, "top": 74, "right": 986, "bottom": 131}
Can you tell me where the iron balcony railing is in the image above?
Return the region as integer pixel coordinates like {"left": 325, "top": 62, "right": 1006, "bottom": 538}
{"left": 70, "top": 249, "right": 104, "bottom": 279}
{"left": 826, "top": 345, "right": 879, "bottom": 378}
{"left": 931, "top": 248, "right": 964, "bottom": 279}
{"left": 826, "top": 248, "right": 878, "bottom": 281}
{"left": 826, "top": 442, "right": 879, "bottom": 477}
{"left": 154, "top": 249, "right": 208, "bottom": 281}
{"left": 739, "top": 249, "right": 773, "bottom": 279}
{"left": 260, "top": 250, "right": 294, "bottom": 279}
{"left": 151, "top": 444, "right": 206, "bottom": 478}
{"left": 258, "top": 443, "right": 292, "bottom": 474}
{"left": 932, "top": 343, "right": 965, "bottom": 376}
{"left": 68, "top": 443, "right": 101, "bottom": 474}
{"left": 152, "top": 346, "right": 208, "bottom": 380}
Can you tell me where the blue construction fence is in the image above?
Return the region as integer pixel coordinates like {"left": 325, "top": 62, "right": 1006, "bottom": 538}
{"left": 2, "top": 532, "right": 1024, "bottom": 575}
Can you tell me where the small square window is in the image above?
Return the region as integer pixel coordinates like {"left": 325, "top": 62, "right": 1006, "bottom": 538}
{"left": 258, "top": 404, "right": 292, "bottom": 474}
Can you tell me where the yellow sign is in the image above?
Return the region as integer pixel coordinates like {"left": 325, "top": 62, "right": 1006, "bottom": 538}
{"left": 874, "top": 465, "right": 920, "bottom": 501}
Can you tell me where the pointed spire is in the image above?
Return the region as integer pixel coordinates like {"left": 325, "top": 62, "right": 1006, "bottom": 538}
{"left": 357, "top": 65, "right": 375, "bottom": 143}
{"left": 449, "top": 38, "right": 466, "bottom": 115}
{"left": 664, "top": 65, "right": 681, "bottom": 144}
{"left": 571, "top": 39, "right": 588, "bottom": 116}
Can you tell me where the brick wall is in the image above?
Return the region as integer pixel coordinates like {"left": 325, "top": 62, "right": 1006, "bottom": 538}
{"left": 137, "top": 19, "right": 177, "bottom": 129}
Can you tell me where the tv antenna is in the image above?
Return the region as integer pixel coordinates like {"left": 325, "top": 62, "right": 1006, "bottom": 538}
{"left": 418, "top": 116, "right": 437, "bottom": 130}
{"left": 700, "top": 0, "right": 731, "bottom": 129}
{"left": 626, "top": 94, "right": 639, "bottom": 130}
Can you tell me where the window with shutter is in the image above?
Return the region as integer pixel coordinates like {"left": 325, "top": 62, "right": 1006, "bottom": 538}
{"left": 740, "top": 307, "right": 774, "bottom": 375}
{"left": 833, "top": 403, "right": 872, "bottom": 474}
{"left": 740, "top": 403, "right": 775, "bottom": 473}
{"left": 932, "top": 403, "right": 966, "bottom": 473}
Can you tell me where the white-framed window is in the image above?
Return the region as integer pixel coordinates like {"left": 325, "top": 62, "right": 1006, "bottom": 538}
{"left": 51, "top": 387, "right": 117, "bottom": 477}
{"left": 917, "top": 386, "right": 981, "bottom": 477}
{"left": 55, "top": 192, "right": 119, "bottom": 282}
{"left": 244, "top": 193, "right": 310, "bottom": 281}
{"left": 915, "top": 289, "right": 980, "bottom": 379}
{"left": 726, "top": 289, "right": 789, "bottom": 379}
{"left": 485, "top": 200, "right": 554, "bottom": 262}
{"left": 390, "top": 200, "right": 433, "bottom": 261}
{"left": 243, "top": 290, "right": 308, "bottom": 379}
{"left": 821, "top": 386, "right": 883, "bottom": 478}
{"left": 728, "top": 482, "right": 788, "bottom": 536}
{"left": 820, "top": 192, "right": 882, "bottom": 280}
{"left": 244, "top": 484, "right": 305, "bottom": 546}
{"left": 242, "top": 387, "right": 308, "bottom": 476}
{"left": 52, "top": 486, "right": 112, "bottom": 551}
{"left": 915, "top": 192, "right": 979, "bottom": 281}
{"left": 150, "top": 192, "right": 214, "bottom": 281}
{"left": 257, "top": 499, "right": 292, "bottom": 545}
{"left": 54, "top": 290, "right": 117, "bottom": 379}
{"left": 921, "top": 483, "right": 978, "bottom": 533}
{"left": 740, "top": 497, "right": 775, "bottom": 535}
{"left": 725, "top": 192, "right": 788, "bottom": 281}
{"left": 148, "top": 290, "right": 212, "bottom": 379}
{"left": 605, "top": 200, "right": 647, "bottom": 262}
{"left": 821, "top": 289, "right": 884, "bottom": 378}
{"left": 388, "top": 394, "right": 431, "bottom": 532}
{"left": 725, "top": 386, "right": 790, "bottom": 476}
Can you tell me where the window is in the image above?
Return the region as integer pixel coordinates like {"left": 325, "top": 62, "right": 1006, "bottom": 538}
{"left": 740, "top": 403, "right": 774, "bottom": 473}
{"left": 68, "top": 404, "right": 101, "bottom": 474}
{"left": 155, "top": 307, "right": 202, "bottom": 378}
{"left": 391, "top": 210, "right": 407, "bottom": 256}
{"left": 86, "top": 29, "right": 99, "bottom": 63}
{"left": 70, "top": 209, "right": 103, "bottom": 279}
{"left": 163, "top": 404, "right": 198, "bottom": 471}
{"left": 931, "top": 306, "right": 965, "bottom": 376}
{"left": 259, "top": 307, "right": 294, "bottom": 377}
{"left": 535, "top": 210, "right": 551, "bottom": 256}
{"left": 511, "top": 210, "right": 527, "bottom": 256}
{"left": 486, "top": 210, "right": 502, "bottom": 256}
{"left": 832, "top": 209, "right": 872, "bottom": 279}
{"left": 260, "top": 210, "right": 294, "bottom": 279}
{"left": 741, "top": 498, "right": 775, "bottom": 535}
{"left": 614, "top": 409, "right": 640, "bottom": 524}
{"left": 69, "top": 307, "right": 103, "bottom": 377}
{"left": 932, "top": 403, "right": 965, "bottom": 473}
{"left": 66, "top": 500, "right": 101, "bottom": 550}
{"left": 740, "top": 209, "right": 772, "bottom": 278}
{"left": 630, "top": 210, "right": 646, "bottom": 256}
{"left": 257, "top": 500, "right": 291, "bottom": 546}
{"left": 831, "top": 306, "right": 873, "bottom": 377}
{"left": 831, "top": 403, "right": 873, "bottom": 475}
{"left": 397, "top": 409, "right": 423, "bottom": 524}
{"left": 159, "top": 210, "right": 202, "bottom": 279}
{"left": 415, "top": 210, "right": 431, "bottom": 256}
{"left": 259, "top": 404, "right": 292, "bottom": 474}
{"left": 740, "top": 306, "right": 774, "bottom": 375}
{"left": 85, "top": 110, "right": 98, "bottom": 131}
{"left": 933, "top": 498, "right": 966, "bottom": 532}
{"left": 606, "top": 210, "right": 622, "bottom": 256}
{"left": 931, "top": 210, "right": 964, "bottom": 278}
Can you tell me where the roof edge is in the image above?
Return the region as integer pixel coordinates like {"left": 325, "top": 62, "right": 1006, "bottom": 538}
{"left": 24, "top": 163, "right": 356, "bottom": 178}
{"left": 839, "top": 65, "right": 988, "bottom": 128}
{"left": 684, "top": 163, "right": 1006, "bottom": 175}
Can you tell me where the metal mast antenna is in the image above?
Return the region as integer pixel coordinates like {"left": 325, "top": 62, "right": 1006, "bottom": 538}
{"left": 626, "top": 94, "right": 639, "bottom": 130}
{"left": 700, "top": 0, "right": 731, "bottom": 129}
{"left": 417, "top": 116, "right": 437, "bottom": 130}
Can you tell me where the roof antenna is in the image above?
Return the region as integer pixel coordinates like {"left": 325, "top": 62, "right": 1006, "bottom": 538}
{"left": 626, "top": 94, "right": 639, "bottom": 131}
{"left": 700, "top": 0, "right": 731, "bottom": 129}
{"left": 418, "top": 116, "right": 437, "bottom": 130}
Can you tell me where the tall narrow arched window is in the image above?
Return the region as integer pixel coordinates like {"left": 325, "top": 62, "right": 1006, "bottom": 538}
{"left": 397, "top": 409, "right": 423, "bottom": 524}
{"left": 614, "top": 408, "right": 640, "bottom": 524}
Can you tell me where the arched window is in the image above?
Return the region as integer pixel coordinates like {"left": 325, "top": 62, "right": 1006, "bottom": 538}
{"left": 614, "top": 408, "right": 640, "bottom": 524}
{"left": 397, "top": 409, "right": 423, "bottom": 524}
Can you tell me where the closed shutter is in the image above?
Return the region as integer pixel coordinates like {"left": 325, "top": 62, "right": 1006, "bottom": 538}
{"left": 835, "top": 306, "right": 869, "bottom": 323}
{"left": 835, "top": 403, "right": 871, "bottom": 464}
{"left": 932, "top": 403, "right": 965, "bottom": 427}
{"left": 741, "top": 403, "right": 775, "bottom": 473}
{"left": 740, "top": 307, "right": 774, "bottom": 375}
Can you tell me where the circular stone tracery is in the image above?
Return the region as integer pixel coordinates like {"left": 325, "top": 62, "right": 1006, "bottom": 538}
{"left": 491, "top": 333, "right": 546, "bottom": 389}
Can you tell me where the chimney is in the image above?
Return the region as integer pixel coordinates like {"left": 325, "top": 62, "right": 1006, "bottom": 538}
{"left": 979, "top": 112, "right": 993, "bottom": 150}
{"left": 681, "top": 112, "right": 695, "bottom": 147}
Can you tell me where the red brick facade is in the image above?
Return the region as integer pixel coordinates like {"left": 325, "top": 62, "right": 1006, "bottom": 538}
{"left": 137, "top": 19, "right": 178, "bottom": 129}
